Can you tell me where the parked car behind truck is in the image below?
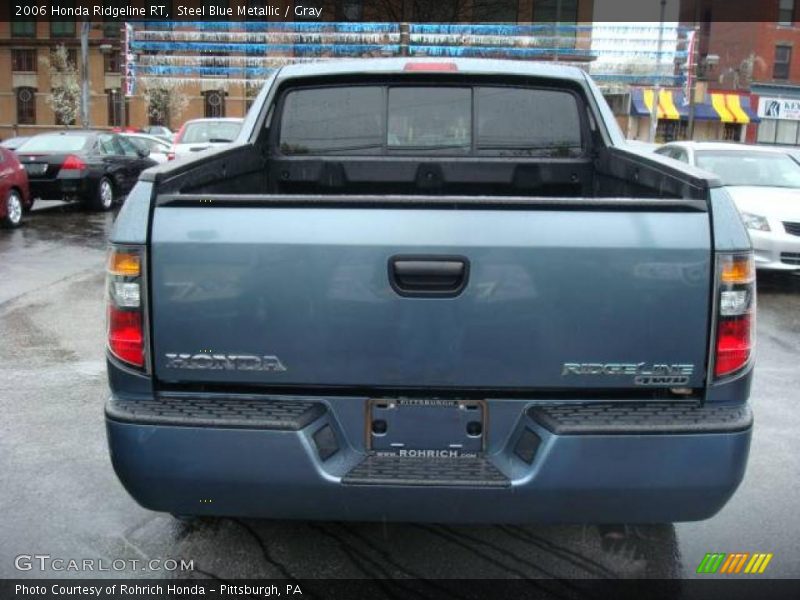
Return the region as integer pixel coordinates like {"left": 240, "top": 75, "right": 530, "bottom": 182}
{"left": 167, "top": 118, "right": 243, "bottom": 161}
{"left": 656, "top": 142, "right": 800, "bottom": 270}
{"left": 106, "top": 59, "right": 755, "bottom": 523}
{"left": 16, "top": 131, "right": 157, "bottom": 211}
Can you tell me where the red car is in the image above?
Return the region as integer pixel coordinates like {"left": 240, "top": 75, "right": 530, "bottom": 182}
{"left": 0, "top": 147, "right": 32, "bottom": 228}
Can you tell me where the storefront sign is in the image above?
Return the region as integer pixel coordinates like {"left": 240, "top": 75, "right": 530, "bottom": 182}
{"left": 758, "top": 96, "right": 800, "bottom": 120}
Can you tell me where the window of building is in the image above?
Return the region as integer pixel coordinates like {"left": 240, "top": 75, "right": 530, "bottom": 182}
{"left": 16, "top": 87, "right": 36, "bottom": 125}
{"left": 533, "top": 0, "right": 578, "bottom": 47}
{"left": 722, "top": 123, "right": 743, "bottom": 141}
{"left": 775, "top": 119, "right": 798, "bottom": 143}
{"left": 11, "top": 0, "right": 36, "bottom": 37}
{"left": 103, "top": 0, "right": 124, "bottom": 37}
{"left": 104, "top": 52, "right": 121, "bottom": 73}
{"left": 774, "top": 45, "right": 792, "bottom": 79}
{"left": 655, "top": 120, "right": 687, "bottom": 144}
{"left": 756, "top": 117, "right": 800, "bottom": 145}
{"left": 473, "top": 0, "right": 518, "bottom": 21}
{"left": 204, "top": 91, "right": 226, "bottom": 118}
{"left": 779, "top": 0, "right": 795, "bottom": 25}
{"left": 533, "top": 0, "right": 578, "bottom": 23}
{"left": 337, "top": 0, "right": 363, "bottom": 20}
{"left": 50, "top": 21, "right": 76, "bottom": 37}
{"left": 12, "top": 20, "right": 36, "bottom": 37}
{"left": 107, "top": 89, "right": 129, "bottom": 127}
{"left": 51, "top": 47, "right": 79, "bottom": 68}
{"left": 12, "top": 49, "right": 37, "bottom": 72}
{"left": 757, "top": 118, "right": 778, "bottom": 143}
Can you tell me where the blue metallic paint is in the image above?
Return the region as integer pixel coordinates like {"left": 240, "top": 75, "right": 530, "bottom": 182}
{"left": 149, "top": 208, "right": 712, "bottom": 390}
{"left": 106, "top": 394, "right": 751, "bottom": 523}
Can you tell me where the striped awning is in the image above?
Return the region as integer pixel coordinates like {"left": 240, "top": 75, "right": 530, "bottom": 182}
{"left": 630, "top": 89, "right": 760, "bottom": 124}
{"left": 630, "top": 88, "right": 682, "bottom": 120}
{"left": 709, "top": 93, "right": 759, "bottom": 124}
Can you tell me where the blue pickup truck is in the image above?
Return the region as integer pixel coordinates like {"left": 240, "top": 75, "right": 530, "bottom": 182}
{"left": 104, "top": 59, "right": 755, "bottom": 523}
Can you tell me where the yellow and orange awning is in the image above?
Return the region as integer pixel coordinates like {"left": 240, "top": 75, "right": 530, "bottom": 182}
{"left": 641, "top": 89, "right": 681, "bottom": 120}
{"left": 631, "top": 88, "right": 759, "bottom": 124}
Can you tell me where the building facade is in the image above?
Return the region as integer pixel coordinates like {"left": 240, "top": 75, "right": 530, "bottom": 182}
{"left": 688, "top": 8, "right": 800, "bottom": 146}
{"left": 0, "top": 0, "right": 596, "bottom": 140}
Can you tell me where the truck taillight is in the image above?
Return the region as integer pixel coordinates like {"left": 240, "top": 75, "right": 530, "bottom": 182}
{"left": 106, "top": 246, "right": 145, "bottom": 369}
{"left": 714, "top": 253, "right": 755, "bottom": 378}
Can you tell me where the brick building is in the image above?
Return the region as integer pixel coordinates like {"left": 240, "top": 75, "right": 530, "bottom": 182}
{"left": 684, "top": 2, "right": 800, "bottom": 145}
{"left": 0, "top": 0, "right": 595, "bottom": 140}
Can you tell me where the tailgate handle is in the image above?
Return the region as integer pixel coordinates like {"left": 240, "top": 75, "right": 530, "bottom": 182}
{"left": 389, "top": 256, "right": 469, "bottom": 297}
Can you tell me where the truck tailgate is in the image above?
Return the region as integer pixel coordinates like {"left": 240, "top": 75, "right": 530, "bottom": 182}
{"left": 150, "top": 199, "right": 711, "bottom": 391}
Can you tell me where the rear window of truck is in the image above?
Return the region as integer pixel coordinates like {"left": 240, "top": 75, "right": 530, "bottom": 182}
{"left": 278, "top": 85, "right": 583, "bottom": 157}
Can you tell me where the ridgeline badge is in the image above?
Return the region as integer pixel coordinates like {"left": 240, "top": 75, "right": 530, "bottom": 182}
{"left": 561, "top": 362, "right": 694, "bottom": 386}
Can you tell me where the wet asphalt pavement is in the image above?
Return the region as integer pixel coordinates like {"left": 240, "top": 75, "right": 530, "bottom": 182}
{"left": 1, "top": 202, "right": 799, "bottom": 582}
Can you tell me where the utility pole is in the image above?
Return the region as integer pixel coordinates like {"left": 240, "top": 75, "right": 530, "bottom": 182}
{"left": 687, "top": 26, "right": 700, "bottom": 140}
{"left": 648, "top": 0, "right": 667, "bottom": 143}
{"left": 121, "top": 23, "right": 129, "bottom": 129}
{"left": 81, "top": 19, "right": 90, "bottom": 128}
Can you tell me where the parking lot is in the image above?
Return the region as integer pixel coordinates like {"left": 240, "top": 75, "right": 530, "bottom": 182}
{"left": 1, "top": 202, "right": 799, "bottom": 581}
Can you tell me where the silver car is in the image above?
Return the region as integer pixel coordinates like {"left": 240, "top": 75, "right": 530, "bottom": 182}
{"left": 656, "top": 142, "right": 800, "bottom": 271}
{"left": 122, "top": 133, "right": 172, "bottom": 164}
{"left": 169, "top": 118, "right": 243, "bottom": 161}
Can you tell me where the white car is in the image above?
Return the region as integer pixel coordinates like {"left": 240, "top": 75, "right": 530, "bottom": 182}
{"left": 122, "top": 133, "right": 172, "bottom": 164}
{"left": 169, "top": 118, "right": 244, "bottom": 161}
{"left": 655, "top": 142, "right": 800, "bottom": 271}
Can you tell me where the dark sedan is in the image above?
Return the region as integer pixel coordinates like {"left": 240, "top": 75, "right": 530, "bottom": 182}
{"left": 15, "top": 131, "right": 157, "bottom": 211}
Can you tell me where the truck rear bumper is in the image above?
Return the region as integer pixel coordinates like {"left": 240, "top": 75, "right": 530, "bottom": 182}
{"left": 105, "top": 394, "right": 752, "bottom": 524}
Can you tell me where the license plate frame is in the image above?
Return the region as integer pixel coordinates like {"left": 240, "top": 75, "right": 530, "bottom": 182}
{"left": 366, "top": 398, "right": 486, "bottom": 457}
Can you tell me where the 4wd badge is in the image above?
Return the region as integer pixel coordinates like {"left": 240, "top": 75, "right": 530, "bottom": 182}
{"left": 561, "top": 362, "right": 694, "bottom": 386}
